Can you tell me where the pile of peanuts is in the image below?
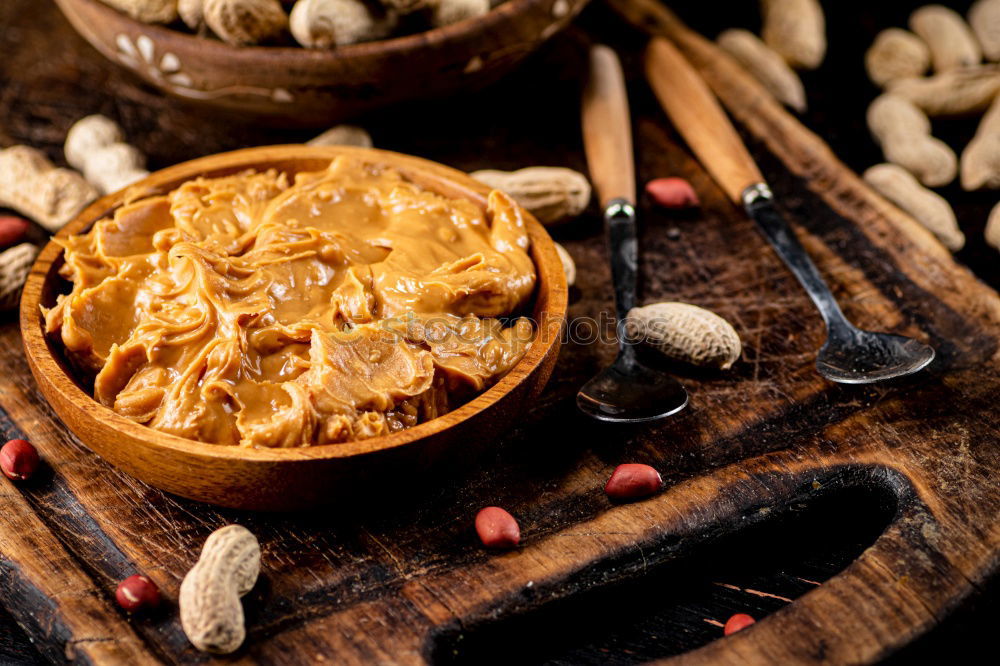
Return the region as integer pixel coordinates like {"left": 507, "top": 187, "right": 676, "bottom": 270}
{"left": 0, "top": 114, "right": 152, "bottom": 311}
{"left": 861, "top": 2, "right": 1000, "bottom": 253}
{"left": 711, "top": 1, "right": 1000, "bottom": 255}
{"left": 101, "top": 0, "right": 496, "bottom": 48}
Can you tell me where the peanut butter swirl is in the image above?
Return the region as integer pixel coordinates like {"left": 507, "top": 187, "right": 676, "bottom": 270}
{"left": 44, "top": 157, "right": 537, "bottom": 447}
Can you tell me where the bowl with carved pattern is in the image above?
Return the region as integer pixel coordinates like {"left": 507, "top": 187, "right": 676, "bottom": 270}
{"left": 20, "top": 145, "right": 567, "bottom": 510}
{"left": 53, "top": 0, "right": 590, "bottom": 126}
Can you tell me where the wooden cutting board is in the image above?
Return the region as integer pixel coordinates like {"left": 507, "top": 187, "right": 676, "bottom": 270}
{"left": 1, "top": 3, "right": 998, "bottom": 665}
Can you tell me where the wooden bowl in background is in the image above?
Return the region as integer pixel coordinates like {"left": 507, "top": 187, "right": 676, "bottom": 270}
{"left": 20, "top": 145, "right": 567, "bottom": 510}
{"left": 53, "top": 0, "right": 590, "bottom": 126}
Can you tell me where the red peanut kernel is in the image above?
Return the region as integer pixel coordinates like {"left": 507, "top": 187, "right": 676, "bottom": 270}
{"left": 116, "top": 575, "right": 161, "bottom": 613}
{"left": 0, "top": 215, "right": 30, "bottom": 249}
{"left": 0, "top": 439, "right": 39, "bottom": 481}
{"left": 475, "top": 506, "right": 520, "bottom": 549}
{"left": 604, "top": 464, "right": 663, "bottom": 500}
{"left": 645, "top": 177, "right": 700, "bottom": 209}
{"left": 723, "top": 613, "right": 756, "bottom": 636}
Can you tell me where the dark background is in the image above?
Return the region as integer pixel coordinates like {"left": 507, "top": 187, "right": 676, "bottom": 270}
{"left": 1, "top": 0, "right": 996, "bottom": 663}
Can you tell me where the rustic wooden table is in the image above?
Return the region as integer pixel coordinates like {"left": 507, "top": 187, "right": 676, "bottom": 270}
{"left": 1, "top": 0, "right": 997, "bottom": 664}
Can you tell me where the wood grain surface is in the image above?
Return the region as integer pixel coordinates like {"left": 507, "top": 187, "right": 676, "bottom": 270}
{"left": 1, "top": 1, "right": 998, "bottom": 664}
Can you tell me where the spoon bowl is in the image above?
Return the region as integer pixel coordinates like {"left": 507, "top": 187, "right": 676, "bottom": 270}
{"left": 816, "top": 329, "right": 935, "bottom": 384}
{"left": 743, "top": 186, "right": 936, "bottom": 385}
{"left": 577, "top": 347, "right": 690, "bottom": 422}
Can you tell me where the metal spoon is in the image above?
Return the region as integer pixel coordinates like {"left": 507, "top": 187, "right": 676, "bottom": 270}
{"left": 577, "top": 45, "right": 689, "bottom": 422}
{"left": 644, "top": 38, "right": 934, "bottom": 384}
{"left": 745, "top": 185, "right": 935, "bottom": 382}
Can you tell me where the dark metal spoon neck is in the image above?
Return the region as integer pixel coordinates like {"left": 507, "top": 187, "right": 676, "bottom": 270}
{"left": 741, "top": 183, "right": 853, "bottom": 332}
{"left": 604, "top": 198, "right": 638, "bottom": 323}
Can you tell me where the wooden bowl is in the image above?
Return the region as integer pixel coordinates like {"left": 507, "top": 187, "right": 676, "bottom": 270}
{"left": 20, "top": 145, "right": 567, "bottom": 510}
{"left": 53, "top": 0, "right": 590, "bottom": 126}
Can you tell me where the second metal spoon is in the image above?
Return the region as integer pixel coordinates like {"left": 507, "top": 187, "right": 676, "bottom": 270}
{"left": 644, "top": 37, "right": 934, "bottom": 384}
{"left": 577, "top": 44, "right": 689, "bottom": 422}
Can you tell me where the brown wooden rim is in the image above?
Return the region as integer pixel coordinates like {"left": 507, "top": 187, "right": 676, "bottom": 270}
{"left": 19, "top": 145, "right": 568, "bottom": 463}
{"left": 69, "top": 0, "right": 558, "bottom": 61}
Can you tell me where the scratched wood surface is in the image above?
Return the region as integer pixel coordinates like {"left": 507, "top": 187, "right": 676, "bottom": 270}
{"left": 1, "top": 0, "right": 998, "bottom": 664}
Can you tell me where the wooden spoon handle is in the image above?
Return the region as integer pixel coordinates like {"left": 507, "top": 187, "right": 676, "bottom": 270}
{"left": 582, "top": 44, "right": 636, "bottom": 206}
{"left": 644, "top": 37, "right": 764, "bottom": 204}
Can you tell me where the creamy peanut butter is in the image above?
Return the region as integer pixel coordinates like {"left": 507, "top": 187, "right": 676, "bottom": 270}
{"left": 45, "top": 157, "right": 536, "bottom": 447}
